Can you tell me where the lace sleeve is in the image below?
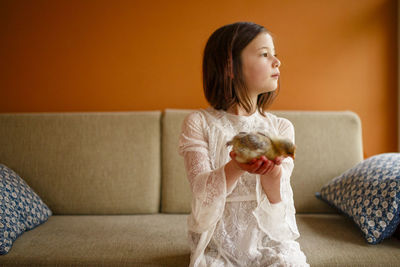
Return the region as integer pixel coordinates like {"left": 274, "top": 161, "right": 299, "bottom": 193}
{"left": 279, "top": 118, "right": 301, "bottom": 236}
{"left": 253, "top": 117, "right": 300, "bottom": 241}
{"left": 278, "top": 117, "right": 296, "bottom": 208}
{"left": 178, "top": 111, "right": 227, "bottom": 233}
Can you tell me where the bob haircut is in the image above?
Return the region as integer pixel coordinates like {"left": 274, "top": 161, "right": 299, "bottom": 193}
{"left": 203, "top": 22, "right": 279, "bottom": 115}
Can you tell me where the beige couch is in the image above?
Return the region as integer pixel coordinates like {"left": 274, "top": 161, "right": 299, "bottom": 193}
{"left": 0, "top": 109, "right": 399, "bottom": 266}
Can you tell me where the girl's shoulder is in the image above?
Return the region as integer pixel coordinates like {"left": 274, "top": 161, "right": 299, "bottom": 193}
{"left": 202, "top": 107, "right": 225, "bottom": 119}
{"left": 261, "top": 111, "right": 292, "bottom": 125}
{"left": 182, "top": 107, "right": 221, "bottom": 129}
{"left": 261, "top": 111, "right": 295, "bottom": 136}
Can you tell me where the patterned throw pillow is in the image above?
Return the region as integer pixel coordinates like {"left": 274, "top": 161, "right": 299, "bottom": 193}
{"left": 316, "top": 153, "right": 400, "bottom": 244}
{"left": 0, "top": 164, "right": 52, "bottom": 255}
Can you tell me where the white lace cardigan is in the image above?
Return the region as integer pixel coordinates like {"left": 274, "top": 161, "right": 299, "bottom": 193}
{"left": 178, "top": 107, "right": 308, "bottom": 267}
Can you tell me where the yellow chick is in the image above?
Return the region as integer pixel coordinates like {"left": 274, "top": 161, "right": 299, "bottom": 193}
{"left": 226, "top": 132, "right": 296, "bottom": 163}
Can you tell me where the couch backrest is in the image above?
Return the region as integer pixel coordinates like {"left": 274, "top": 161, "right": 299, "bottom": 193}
{"left": 161, "top": 109, "right": 364, "bottom": 214}
{"left": 0, "top": 112, "right": 161, "bottom": 215}
{"left": 0, "top": 110, "right": 364, "bottom": 215}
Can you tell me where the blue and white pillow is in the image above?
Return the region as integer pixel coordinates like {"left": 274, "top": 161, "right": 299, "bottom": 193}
{"left": 316, "top": 153, "right": 400, "bottom": 244}
{"left": 0, "top": 164, "right": 52, "bottom": 255}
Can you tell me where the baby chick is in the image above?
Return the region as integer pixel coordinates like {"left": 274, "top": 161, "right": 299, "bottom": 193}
{"left": 226, "top": 132, "right": 296, "bottom": 163}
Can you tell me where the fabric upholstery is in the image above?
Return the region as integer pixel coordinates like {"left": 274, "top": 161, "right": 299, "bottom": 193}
{"left": 296, "top": 214, "right": 400, "bottom": 266}
{"left": 161, "top": 109, "right": 364, "bottom": 213}
{"left": 0, "top": 112, "right": 161, "bottom": 215}
{"left": 272, "top": 111, "right": 364, "bottom": 213}
{"left": 1, "top": 214, "right": 398, "bottom": 266}
{"left": 161, "top": 109, "right": 193, "bottom": 213}
{"left": 0, "top": 215, "right": 190, "bottom": 266}
{"left": 0, "top": 110, "right": 398, "bottom": 266}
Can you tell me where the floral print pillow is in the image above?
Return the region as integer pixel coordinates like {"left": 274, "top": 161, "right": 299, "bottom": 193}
{"left": 0, "top": 164, "right": 52, "bottom": 255}
{"left": 316, "top": 153, "right": 400, "bottom": 244}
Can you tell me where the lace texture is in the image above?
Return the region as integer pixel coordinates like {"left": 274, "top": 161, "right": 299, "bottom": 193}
{"left": 179, "top": 107, "right": 309, "bottom": 267}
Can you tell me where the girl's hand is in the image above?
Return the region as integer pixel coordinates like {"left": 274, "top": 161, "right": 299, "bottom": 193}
{"left": 229, "top": 151, "right": 282, "bottom": 175}
{"left": 229, "top": 151, "right": 283, "bottom": 203}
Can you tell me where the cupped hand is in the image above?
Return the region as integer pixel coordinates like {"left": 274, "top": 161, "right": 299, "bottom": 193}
{"left": 229, "top": 151, "right": 283, "bottom": 175}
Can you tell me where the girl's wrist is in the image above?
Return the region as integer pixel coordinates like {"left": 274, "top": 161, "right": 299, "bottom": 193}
{"left": 261, "top": 178, "right": 282, "bottom": 203}
{"left": 261, "top": 165, "right": 282, "bottom": 180}
{"left": 224, "top": 160, "right": 246, "bottom": 190}
{"left": 260, "top": 166, "right": 282, "bottom": 203}
{"left": 226, "top": 160, "right": 246, "bottom": 175}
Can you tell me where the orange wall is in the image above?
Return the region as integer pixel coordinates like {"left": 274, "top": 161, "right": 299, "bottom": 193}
{"left": 0, "top": 0, "right": 397, "bottom": 158}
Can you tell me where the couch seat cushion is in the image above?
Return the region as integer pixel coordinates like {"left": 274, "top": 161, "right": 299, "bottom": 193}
{"left": 0, "top": 215, "right": 190, "bottom": 266}
{"left": 1, "top": 214, "right": 399, "bottom": 266}
{"left": 297, "top": 214, "right": 400, "bottom": 266}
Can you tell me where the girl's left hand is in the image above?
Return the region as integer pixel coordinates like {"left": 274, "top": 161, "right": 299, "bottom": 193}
{"left": 230, "top": 151, "right": 282, "bottom": 175}
{"left": 253, "top": 155, "right": 282, "bottom": 175}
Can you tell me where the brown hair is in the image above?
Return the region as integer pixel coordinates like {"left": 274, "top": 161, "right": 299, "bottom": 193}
{"left": 202, "top": 22, "right": 279, "bottom": 115}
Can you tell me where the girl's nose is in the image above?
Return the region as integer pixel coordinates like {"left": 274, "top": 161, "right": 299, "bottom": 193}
{"left": 273, "top": 57, "right": 281, "bottom": 68}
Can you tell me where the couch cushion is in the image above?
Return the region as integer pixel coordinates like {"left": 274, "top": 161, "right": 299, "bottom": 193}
{"left": 0, "top": 215, "right": 190, "bottom": 266}
{"left": 296, "top": 214, "right": 400, "bottom": 266}
{"left": 0, "top": 112, "right": 161, "bottom": 215}
{"left": 1, "top": 214, "right": 399, "bottom": 266}
{"left": 161, "top": 109, "right": 193, "bottom": 213}
{"left": 161, "top": 109, "right": 363, "bottom": 213}
{"left": 274, "top": 111, "right": 364, "bottom": 213}
{"left": 316, "top": 153, "right": 400, "bottom": 244}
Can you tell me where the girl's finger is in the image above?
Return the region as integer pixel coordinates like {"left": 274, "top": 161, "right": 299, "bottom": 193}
{"left": 264, "top": 160, "right": 275, "bottom": 173}
{"left": 249, "top": 159, "right": 264, "bottom": 173}
{"left": 255, "top": 160, "right": 267, "bottom": 174}
{"left": 256, "top": 158, "right": 272, "bottom": 174}
{"left": 263, "top": 163, "right": 275, "bottom": 175}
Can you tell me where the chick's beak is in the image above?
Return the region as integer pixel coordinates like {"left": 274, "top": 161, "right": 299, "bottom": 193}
{"left": 290, "top": 145, "right": 296, "bottom": 159}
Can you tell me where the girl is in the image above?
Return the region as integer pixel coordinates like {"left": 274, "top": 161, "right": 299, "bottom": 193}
{"left": 179, "top": 22, "right": 309, "bottom": 267}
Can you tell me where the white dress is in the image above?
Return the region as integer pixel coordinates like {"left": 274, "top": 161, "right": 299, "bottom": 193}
{"left": 178, "top": 107, "right": 309, "bottom": 267}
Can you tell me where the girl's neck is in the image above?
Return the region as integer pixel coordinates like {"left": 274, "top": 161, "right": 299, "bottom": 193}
{"left": 226, "top": 104, "right": 257, "bottom": 117}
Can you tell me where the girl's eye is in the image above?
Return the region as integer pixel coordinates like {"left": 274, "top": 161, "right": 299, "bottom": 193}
{"left": 262, "top": 53, "right": 278, "bottom": 58}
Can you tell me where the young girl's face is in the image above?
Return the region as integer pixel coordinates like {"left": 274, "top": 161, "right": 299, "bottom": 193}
{"left": 240, "top": 32, "right": 281, "bottom": 98}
